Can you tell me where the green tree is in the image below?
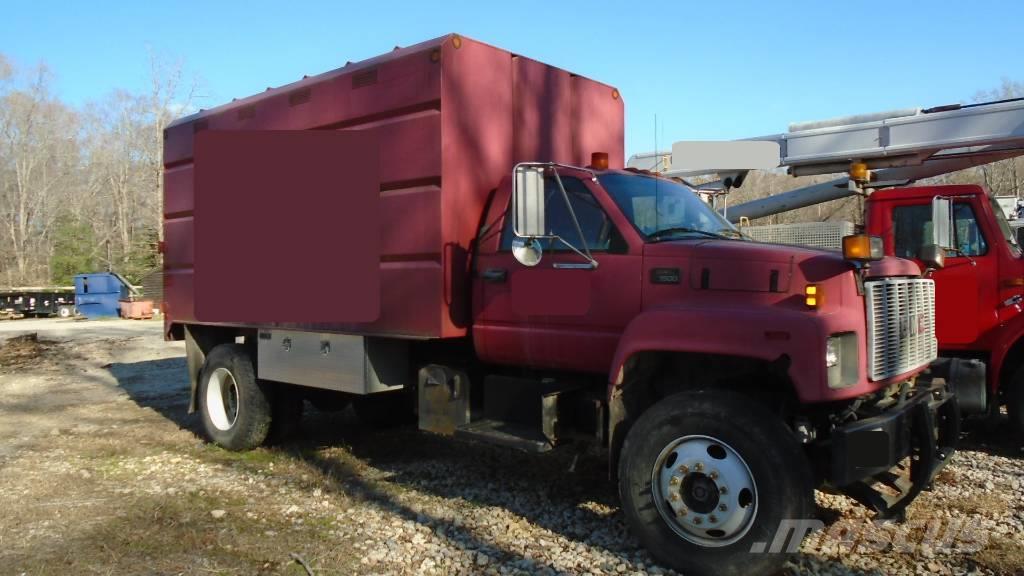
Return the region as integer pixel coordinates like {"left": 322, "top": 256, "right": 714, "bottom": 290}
{"left": 50, "top": 214, "right": 97, "bottom": 285}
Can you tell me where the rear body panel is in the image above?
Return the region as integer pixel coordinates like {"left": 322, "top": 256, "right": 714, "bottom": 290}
{"left": 163, "top": 34, "right": 624, "bottom": 340}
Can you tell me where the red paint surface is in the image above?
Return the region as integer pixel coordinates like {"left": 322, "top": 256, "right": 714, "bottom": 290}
{"left": 193, "top": 130, "right": 380, "bottom": 323}
{"left": 510, "top": 268, "right": 591, "bottom": 316}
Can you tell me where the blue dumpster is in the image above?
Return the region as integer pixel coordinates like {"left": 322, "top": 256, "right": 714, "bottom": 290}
{"left": 73, "top": 273, "right": 133, "bottom": 318}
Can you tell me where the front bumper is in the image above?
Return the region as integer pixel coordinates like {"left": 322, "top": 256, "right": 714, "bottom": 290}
{"left": 828, "top": 381, "right": 959, "bottom": 519}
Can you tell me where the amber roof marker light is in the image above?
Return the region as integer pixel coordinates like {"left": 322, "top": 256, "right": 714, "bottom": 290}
{"left": 590, "top": 152, "right": 609, "bottom": 170}
{"left": 842, "top": 234, "right": 884, "bottom": 262}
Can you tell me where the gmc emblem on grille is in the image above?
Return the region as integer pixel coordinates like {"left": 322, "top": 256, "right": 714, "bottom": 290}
{"left": 899, "top": 314, "right": 925, "bottom": 338}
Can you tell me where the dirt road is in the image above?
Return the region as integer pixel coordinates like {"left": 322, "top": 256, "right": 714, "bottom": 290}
{"left": 0, "top": 318, "right": 1020, "bottom": 575}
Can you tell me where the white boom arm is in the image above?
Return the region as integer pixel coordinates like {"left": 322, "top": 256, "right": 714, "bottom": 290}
{"left": 628, "top": 98, "right": 1024, "bottom": 222}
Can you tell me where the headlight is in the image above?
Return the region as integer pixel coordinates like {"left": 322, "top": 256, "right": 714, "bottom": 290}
{"left": 825, "top": 338, "right": 839, "bottom": 368}
{"left": 827, "top": 333, "right": 859, "bottom": 389}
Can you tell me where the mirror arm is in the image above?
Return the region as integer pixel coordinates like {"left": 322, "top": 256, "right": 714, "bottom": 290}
{"left": 551, "top": 236, "right": 599, "bottom": 269}
{"left": 550, "top": 167, "right": 597, "bottom": 266}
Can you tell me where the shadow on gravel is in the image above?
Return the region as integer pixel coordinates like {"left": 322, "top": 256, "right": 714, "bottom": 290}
{"left": 107, "top": 357, "right": 201, "bottom": 435}
{"left": 959, "top": 418, "right": 1024, "bottom": 460}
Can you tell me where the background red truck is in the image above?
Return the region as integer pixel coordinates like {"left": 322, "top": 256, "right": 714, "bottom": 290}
{"left": 864, "top": 183, "right": 1024, "bottom": 432}
{"left": 162, "top": 34, "right": 956, "bottom": 576}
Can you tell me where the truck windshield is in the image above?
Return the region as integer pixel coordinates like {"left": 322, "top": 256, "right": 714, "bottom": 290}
{"left": 599, "top": 173, "right": 741, "bottom": 241}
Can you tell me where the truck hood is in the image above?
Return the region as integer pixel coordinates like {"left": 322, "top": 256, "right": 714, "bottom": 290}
{"left": 644, "top": 239, "right": 855, "bottom": 292}
{"left": 863, "top": 255, "right": 922, "bottom": 278}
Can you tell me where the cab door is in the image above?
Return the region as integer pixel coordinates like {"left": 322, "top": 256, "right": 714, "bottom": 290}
{"left": 472, "top": 173, "right": 642, "bottom": 373}
{"left": 889, "top": 198, "right": 996, "bottom": 345}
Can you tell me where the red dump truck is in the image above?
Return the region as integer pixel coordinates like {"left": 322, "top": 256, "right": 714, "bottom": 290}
{"left": 162, "top": 34, "right": 956, "bottom": 575}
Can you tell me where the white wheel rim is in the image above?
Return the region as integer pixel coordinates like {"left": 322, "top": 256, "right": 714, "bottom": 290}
{"left": 651, "top": 435, "right": 758, "bottom": 547}
{"left": 206, "top": 367, "right": 239, "bottom": 431}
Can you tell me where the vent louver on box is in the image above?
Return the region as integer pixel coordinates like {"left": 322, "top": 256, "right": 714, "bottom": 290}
{"left": 288, "top": 88, "right": 311, "bottom": 106}
{"left": 352, "top": 68, "right": 378, "bottom": 89}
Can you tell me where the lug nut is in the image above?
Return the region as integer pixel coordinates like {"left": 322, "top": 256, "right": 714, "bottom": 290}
{"left": 669, "top": 476, "right": 680, "bottom": 486}
{"left": 719, "top": 504, "right": 728, "bottom": 512}
{"left": 709, "top": 471, "right": 718, "bottom": 480}
{"left": 695, "top": 462, "right": 704, "bottom": 471}
{"left": 693, "top": 516, "right": 703, "bottom": 525}
{"left": 678, "top": 465, "right": 689, "bottom": 474}
{"left": 677, "top": 507, "right": 688, "bottom": 517}
{"left": 670, "top": 493, "right": 679, "bottom": 501}
{"left": 719, "top": 486, "right": 728, "bottom": 495}
{"left": 709, "top": 515, "right": 718, "bottom": 523}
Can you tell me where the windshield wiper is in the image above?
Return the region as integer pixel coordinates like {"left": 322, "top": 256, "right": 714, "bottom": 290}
{"left": 647, "top": 227, "right": 727, "bottom": 242}
{"left": 715, "top": 228, "right": 746, "bottom": 239}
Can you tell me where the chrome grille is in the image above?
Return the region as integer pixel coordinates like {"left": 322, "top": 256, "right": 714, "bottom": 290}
{"left": 864, "top": 278, "right": 937, "bottom": 381}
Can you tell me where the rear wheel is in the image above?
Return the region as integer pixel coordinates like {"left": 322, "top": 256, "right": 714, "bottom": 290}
{"left": 618, "top": 390, "right": 814, "bottom": 576}
{"left": 58, "top": 305, "right": 73, "bottom": 318}
{"left": 198, "top": 344, "right": 272, "bottom": 450}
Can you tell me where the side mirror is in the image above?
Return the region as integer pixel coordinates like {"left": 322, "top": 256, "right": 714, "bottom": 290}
{"left": 513, "top": 165, "right": 546, "bottom": 238}
{"left": 931, "top": 196, "right": 953, "bottom": 249}
{"left": 511, "top": 237, "right": 544, "bottom": 267}
{"left": 1015, "top": 226, "right": 1024, "bottom": 248}
{"left": 918, "top": 243, "right": 945, "bottom": 271}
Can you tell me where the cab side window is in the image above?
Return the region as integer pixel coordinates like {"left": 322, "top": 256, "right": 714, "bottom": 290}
{"left": 893, "top": 203, "right": 987, "bottom": 258}
{"left": 501, "top": 176, "right": 625, "bottom": 253}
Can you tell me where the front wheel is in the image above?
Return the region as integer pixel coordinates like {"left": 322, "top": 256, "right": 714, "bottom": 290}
{"left": 618, "top": 390, "right": 814, "bottom": 576}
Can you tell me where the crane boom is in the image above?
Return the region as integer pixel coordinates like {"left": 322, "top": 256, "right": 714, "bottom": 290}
{"left": 628, "top": 98, "right": 1024, "bottom": 222}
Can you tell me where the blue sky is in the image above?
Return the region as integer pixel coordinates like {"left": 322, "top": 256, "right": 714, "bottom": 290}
{"left": 5, "top": 1, "right": 1021, "bottom": 156}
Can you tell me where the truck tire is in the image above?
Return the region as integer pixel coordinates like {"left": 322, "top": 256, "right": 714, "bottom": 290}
{"left": 618, "top": 390, "right": 814, "bottom": 576}
{"left": 58, "top": 305, "right": 73, "bottom": 318}
{"left": 352, "top": 390, "right": 414, "bottom": 427}
{"left": 198, "top": 344, "right": 272, "bottom": 450}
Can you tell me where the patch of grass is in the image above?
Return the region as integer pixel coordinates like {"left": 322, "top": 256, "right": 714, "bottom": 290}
{"left": 974, "top": 535, "right": 1024, "bottom": 574}
{"left": 944, "top": 492, "right": 1008, "bottom": 517}
{"left": 8, "top": 490, "right": 361, "bottom": 575}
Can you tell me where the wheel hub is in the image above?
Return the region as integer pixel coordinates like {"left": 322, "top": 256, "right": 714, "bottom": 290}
{"left": 682, "top": 473, "right": 720, "bottom": 513}
{"left": 652, "top": 435, "right": 758, "bottom": 547}
{"left": 206, "top": 367, "right": 240, "bottom": 431}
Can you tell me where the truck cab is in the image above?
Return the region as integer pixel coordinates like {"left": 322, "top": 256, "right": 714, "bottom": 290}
{"left": 471, "top": 162, "right": 957, "bottom": 531}
{"left": 865, "top": 183, "right": 1024, "bottom": 429}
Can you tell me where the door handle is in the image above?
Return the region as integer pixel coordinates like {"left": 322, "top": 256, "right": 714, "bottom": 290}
{"left": 553, "top": 261, "right": 597, "bottom": 270}
{"left": 480, "top": 268, "right": 507, "bottom": 283}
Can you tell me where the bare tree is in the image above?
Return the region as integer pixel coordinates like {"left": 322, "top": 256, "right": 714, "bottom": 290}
{"left": 0, "top": 60, "right": 80, "bottom": 285}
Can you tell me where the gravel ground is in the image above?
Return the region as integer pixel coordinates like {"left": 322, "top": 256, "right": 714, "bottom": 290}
{"left": 0, "top": 318, "right": 1021, "bottom": 575}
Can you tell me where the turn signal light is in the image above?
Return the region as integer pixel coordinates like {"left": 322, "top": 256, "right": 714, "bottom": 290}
{"left": 805, "top": 284, "right": 819, "bottom": 308}
{"left": 842, "top": 235, "right": 883, "bottom": 262}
